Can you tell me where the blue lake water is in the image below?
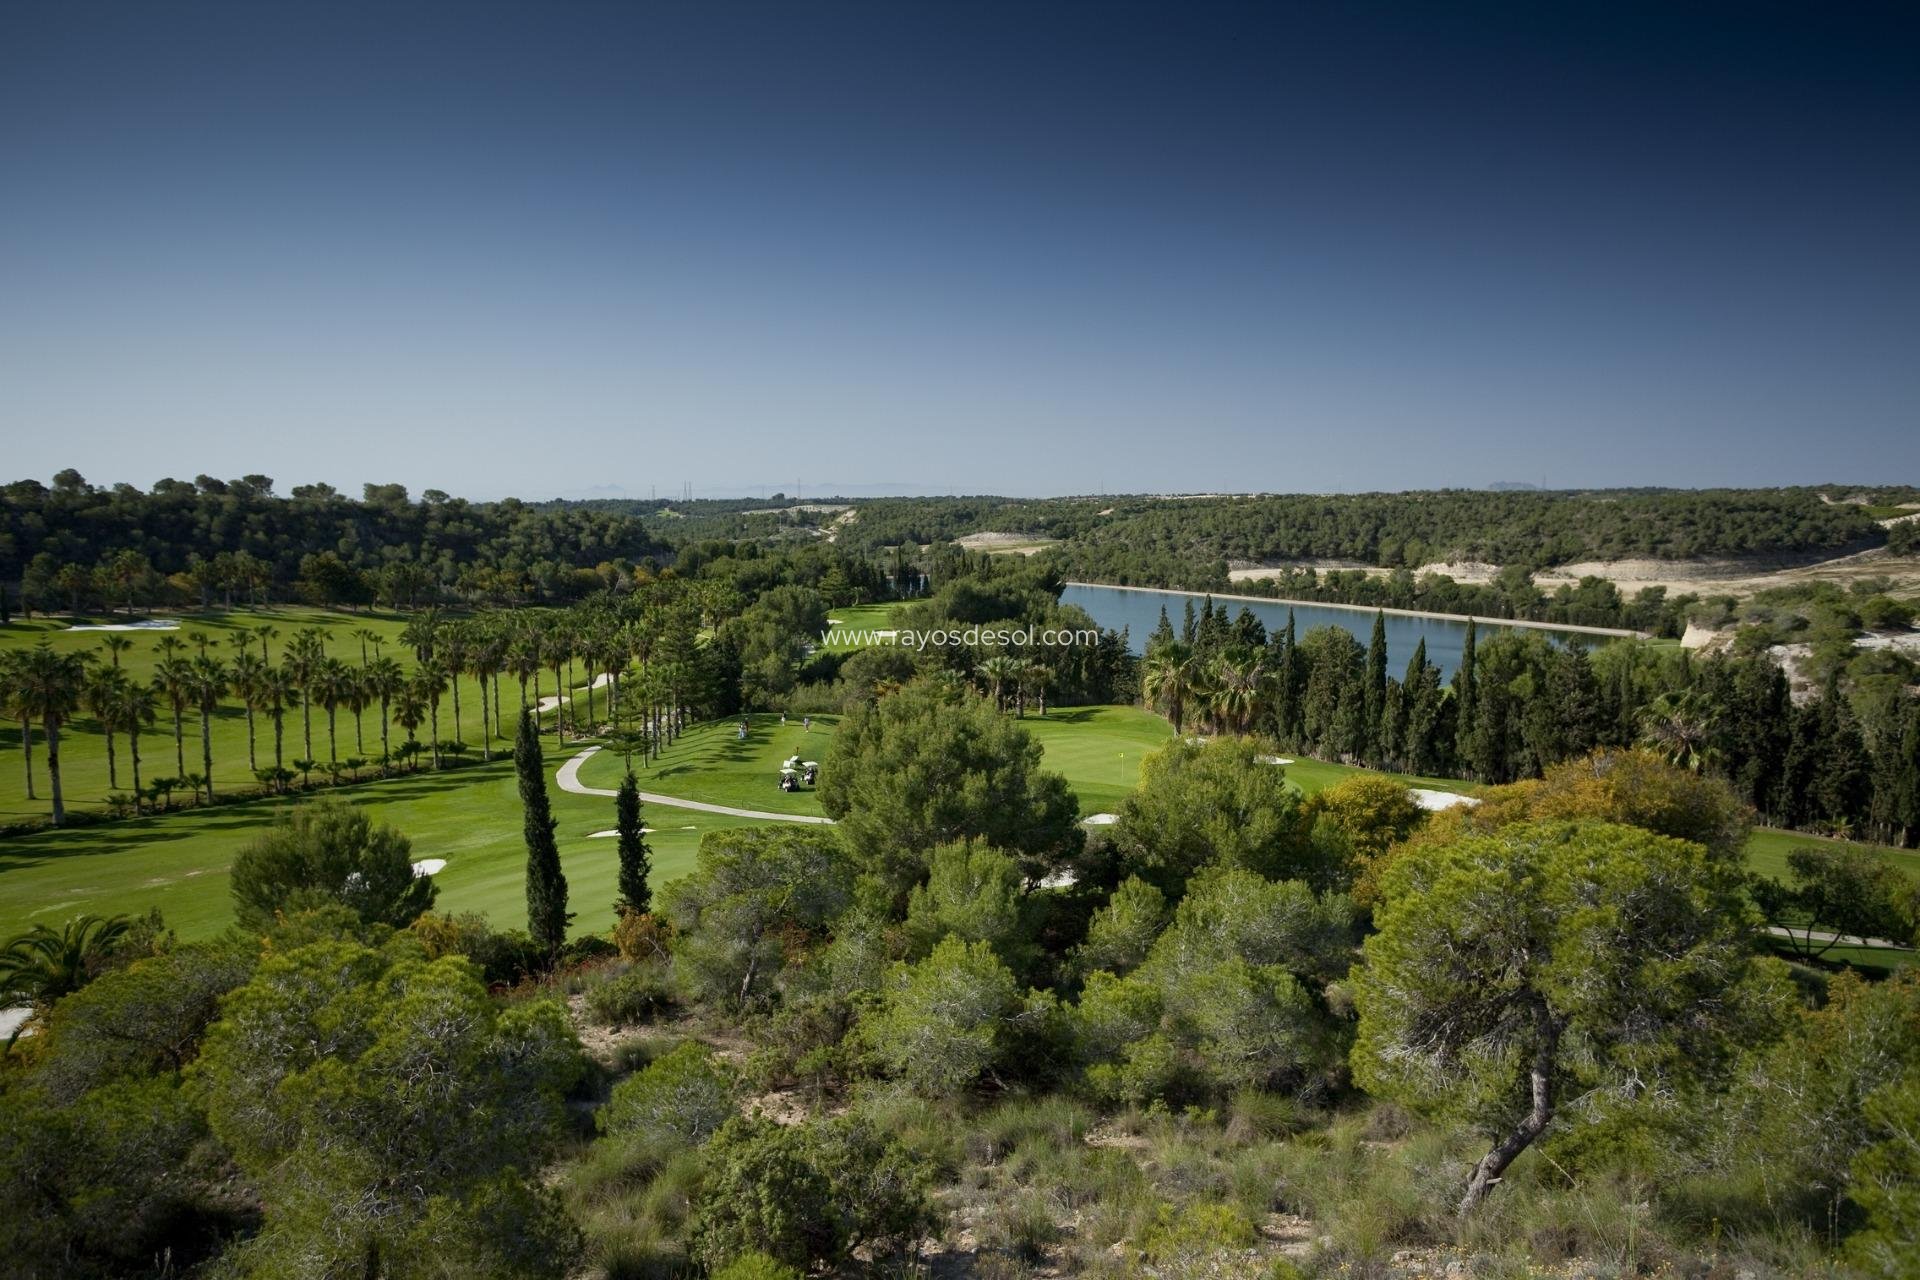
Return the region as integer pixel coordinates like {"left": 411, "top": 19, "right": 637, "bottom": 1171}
{"left": 1061, "top": 583, "right": 1612, "bottom": 680}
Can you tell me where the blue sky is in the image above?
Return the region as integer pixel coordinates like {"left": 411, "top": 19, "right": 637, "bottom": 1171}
{"left": 2, "top": 1, "right": 1916, "bottom": 499}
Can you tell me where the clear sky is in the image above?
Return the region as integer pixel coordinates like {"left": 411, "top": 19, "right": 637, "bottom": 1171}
{"left": 2, "top": 1, "right": 1916, "bottom": 499}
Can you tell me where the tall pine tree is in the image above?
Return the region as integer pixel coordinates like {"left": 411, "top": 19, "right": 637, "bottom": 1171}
{"left": 615, "top": 768, "right": 653, "bottom": 915}
{"left": 516, "top": 708, "right": 571, "bottom": 961}
{"left": 1453, "top": 620, "right": 1479, "bottom": 774}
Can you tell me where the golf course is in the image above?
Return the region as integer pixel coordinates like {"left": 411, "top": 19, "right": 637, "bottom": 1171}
{"left": 14, "top": 656, "right": 1905, "bottom": 948}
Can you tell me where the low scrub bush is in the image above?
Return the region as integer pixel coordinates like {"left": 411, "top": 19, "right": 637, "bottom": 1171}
{"left": 586, "top": 959, "right": 676, "bottom": 1026}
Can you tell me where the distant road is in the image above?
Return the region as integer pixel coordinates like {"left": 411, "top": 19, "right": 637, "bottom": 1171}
{"left": 555, "top": 746, "right": 836, "bottom": 824}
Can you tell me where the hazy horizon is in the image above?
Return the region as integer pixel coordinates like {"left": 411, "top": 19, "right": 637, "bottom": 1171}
{"left": 4, "top": 1, "right": 1917, "bottom": 496}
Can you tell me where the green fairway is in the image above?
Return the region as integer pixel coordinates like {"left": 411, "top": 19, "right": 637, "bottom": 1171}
{"left": 818, "top": 601, "right": 900, "bottom": 650}
{"left": 1020, "top": 705, "right": 1176, "bottom": 813}
{"left": 0, "top": 608, "right": 520, "bottom": 822}
{"left": 573, "top": 704, "right": 1179, "bottom": 818}
{"left": 576, "top": 714, "right": 839, "bottom": 816}
{"left": 1743, "top": 825, "right": 1920, "bottom": 883}
{"left": 0, "top": 749, "right": 772, "bottom": 943}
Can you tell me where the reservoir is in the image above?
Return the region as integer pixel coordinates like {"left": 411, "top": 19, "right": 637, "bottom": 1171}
{"left": 1060, "top": 582, "right": 1628, "bottom": 680}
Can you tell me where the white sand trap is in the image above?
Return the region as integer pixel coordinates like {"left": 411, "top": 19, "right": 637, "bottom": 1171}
{"left": 411, "top": 859, "right": 447, "bottom": 876}
{"left": 588, "top": 828, "right": 658, "bottom": 838}
{"left": 0, "top": 1006, "right": 33, "bottom": 1039}
{"left": 1411, "top": 788, "right": 1480, "bottom": 812}
{"left": 1082, "top": 813, "right": 1120, "bottom": 825}
{"left": 1257, "top": 755, "right": 1295, "bottom": 765}
{"left": 66, "top": 618, "right": 181, "bottom": 631}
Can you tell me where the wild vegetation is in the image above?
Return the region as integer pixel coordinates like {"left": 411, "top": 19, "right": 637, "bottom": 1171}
{"left": 3, "top": 476, "right": 1919, "bottom": 1279}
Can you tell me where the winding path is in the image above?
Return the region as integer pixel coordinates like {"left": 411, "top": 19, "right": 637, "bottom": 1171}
{"left": 555, "top": 746, "right": 836, "bottom": 825}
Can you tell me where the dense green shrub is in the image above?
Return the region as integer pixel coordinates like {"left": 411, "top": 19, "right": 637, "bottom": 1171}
{"left": 689, "top": 1115, "right": 934, "bottom": 1270}
{"left": 599, "top": 1042, "right": 738, "bottom": 1150}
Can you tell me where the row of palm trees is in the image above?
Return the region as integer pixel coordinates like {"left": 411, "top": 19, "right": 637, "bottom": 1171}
{"left": 974, "top": 654, "right": 1053, "bottom": 717}
{"left": 2, "top": 603, "right": 703, "bottom": 828}
{"left": 1139, "top": 640, "right": 1271, "bottom": 737}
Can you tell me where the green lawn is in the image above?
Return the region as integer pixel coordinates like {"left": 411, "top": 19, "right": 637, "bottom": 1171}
{"left": 1743, "top": 825, "right": 1920, "bottom": 884}
{"left": 0, "top": 606, "right": 633, "bottom": 824}
{"left": 0, "top": 608, "right": 527, "bottom": 822}
{"left": 577, "top": 714, "right": 839, "bottom": 817}
{"left": 0, "top": 749, "right": 772, "bottom": 943}
{"left": 817, "top": 602, "right": 901, "bottom": 651}
{"left": 1020, "top": 705, "right": 1176, "bottom": 813}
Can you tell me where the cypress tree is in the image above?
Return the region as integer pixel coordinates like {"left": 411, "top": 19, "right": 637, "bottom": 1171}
{"left": 1811, "top": 678, "right": 1871, "bottom": 831}
{"left": 1181, "top": 598, "right": 1198, "bottom": 645}
{"left": 1278, "top": 609, "right": 1301, "bottom": 743}
{"left": 1232, "top": 606, "right": 1266, "bottom": 649}
{"left": 615, "top": 768, "right": 652, "bottom": 915}
{"left": 516, "top": 708, "right": 571, "bottom": 961}
{"left": 1149, "top": 606, "right": 1176, "bottom": 651}
{"left": 1363, "top": 611, "right": 1389, "bottom": 763}
{"left": 1453, "top": 621, "right": 1478, "bottom": 773}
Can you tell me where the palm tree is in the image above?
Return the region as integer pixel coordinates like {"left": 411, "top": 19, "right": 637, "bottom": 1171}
{"left": 1018, "top": 659, "right": 1052, "bottom": 717}
{"left": 0, "top": 914, "right": 132, "bottom": 1011}
{"left": 1639, "top": 690, "right": 1722, "bottom": 773}
{"left": 316, "top": 656, "right": 354, "bottom": 765}
{"left": 345, "top": 665, "right": 370, "bottom": 756}
{"left": 364, "top": 656, "right": 405, "bottom": 770}
{"left": 100, "top": 633, "right": 134, "bottom": 670}
{"left": 467, "top": 627, "right": 505, "bottom": 762}
{"left": 507, "top": 629, "right": 541, "bottom": 715}
{"left": 441, "top": 622, "right": 471, "bottom": 748}
{"left": 977, "top": 654, "right": 1020, "bottom": 711}
{"left": 401, "top": 607, "right": 442, "bottom": 667}
{"left": 578, "top": 626, "right": 604, "bottom": 730}
{"left": 106, "top": 678, "right": 156, "bottom": 809}
{"left": 545, "top": 622, "right": 573, "bottom": 742}
{"left": 1141, "top": 641, "right": 1197, "bottom": 734}
{"left": 253, "top": 665, "right": 297, "bottom": 772}
{"left": 0, "top": 652, "right": 34, "bottom": 801}
{"left": 10, "top": 642, "right": 94, "bottom": 826}
{"left": 84, "top": 664, "right": 133, "bottom": 792}
{"left": 393, "top": 683, "right": 429, "bottom": 769}
{"left": 283, "top": 629, "right": 328, "bottom": 764}
{"left": 1209, "top": 652, "right": 1269, "bottom": 736}
{"left": 229, "top": 651, "right": 268, "bottom": 771}
{"left": 352, "top": 627, "right": 381, "bottom": 669}
{"left": 185, "top": 655, "right": 227, "bottom": 802}
{"left": 254, "top": 624, "right": 280, "bottom": 665}
{"left": 153, "top": 655, "right": 195, "bottom": 778}
{"left": 415, "top": 661, "right": 448, "bottom": 767}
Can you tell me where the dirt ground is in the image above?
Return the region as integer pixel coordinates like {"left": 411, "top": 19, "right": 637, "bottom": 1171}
{"left": 1231, "top": 548, "right": 1920, "bottom": 601}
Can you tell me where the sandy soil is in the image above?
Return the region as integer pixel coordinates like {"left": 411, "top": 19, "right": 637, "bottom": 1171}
{"left": 1231, "top": 548, "right": 1920, "bottom": 600}
{"left": 64, "top": 619, "right": 182, "bottom": 631}
{"left": 1534, "top": 547, "right": 1920, "bottom": 598}
{"left": 955, "top": 531, "right": 1058, "bottom": 555}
